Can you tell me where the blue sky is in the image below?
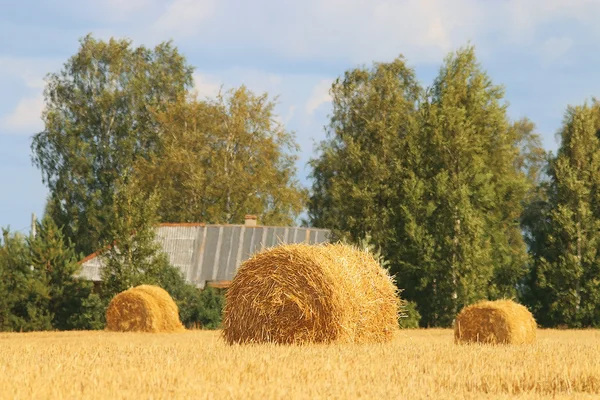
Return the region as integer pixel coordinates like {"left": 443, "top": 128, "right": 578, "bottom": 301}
{"left": 2, "top": 0, "right": 600, "bottom": 233}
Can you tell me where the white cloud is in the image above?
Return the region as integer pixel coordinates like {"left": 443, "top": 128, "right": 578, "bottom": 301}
{"left": 192, "top": 69, "right": 288, "bottom": 101}
{"left": 306, "top": 80, "right": 333, "bottom": 115}
{"left": 155, "top": 0, "right": 217, "bottom": 37}
{"left": 2, "top": 94, "right": 45, "bottom": 134}
{"left": 0, "top": 57, "right": 51, "bottom": 89}
{"left": 272, "top": 106, "right": 296, "bottom": 127}
{"left": 131, "top": 0, "right": 600, "bottom": 66}
{"left": 193, "top": 73, "right": 222, "bottom": 99}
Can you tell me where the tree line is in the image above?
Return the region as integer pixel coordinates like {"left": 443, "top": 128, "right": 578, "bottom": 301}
{"left": 310, "top": 49, "right": 600, "bottom": 328}
{"left": 0, "top": 34, "right": 598, "bottom": 330}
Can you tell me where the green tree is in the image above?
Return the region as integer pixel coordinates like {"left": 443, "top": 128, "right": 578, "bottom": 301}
{"left": 0, "top": 229, "right": 53, "bottom": 331}
{"left": 308, "top": 56, "right": 422, "bottom": 262}
{"left": 100, "top": 176, "right": 225, "bottom": 328}
{"left": 522, "top": 102, "right": 600, "bottom": 327}
{"left": 410, "top": 46, "right": 533, "bottom": 325}
{"left": 28, "top": 215, "right": 104, "bottom": 330}
{"left": 135, "top": 86, "right": 306, "bottom": 225}
{"left": 310, "top": 47, "right": 537, "bottom": 327}
{"left": 31, "top": 34, "right": 193, "bottom": 255}
{"left": 100, "top": 177, "right": 171, "bottom": 298}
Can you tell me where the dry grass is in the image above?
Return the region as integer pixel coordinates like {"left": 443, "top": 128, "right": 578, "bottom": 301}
{"left": 1, "top": 329, "right": 599, "bottom": 399}
{"left": 455, "top": 299, "right": 537, "bottom": 344}
{"left": 223, "top": 243, "right": 400, "bottom": 345}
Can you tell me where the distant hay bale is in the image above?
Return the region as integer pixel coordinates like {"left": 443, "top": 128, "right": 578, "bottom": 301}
{"left": 222, "top": 243, "right": 401, "bottom": 345}
{"left": 454, "top": 299, "right": 537, "bottom": 345}
{"left": 106, "top": 285, "right": 184, "bottom": 333}
{"left": 133, "top": 285, "right": 184, "bottom": 332}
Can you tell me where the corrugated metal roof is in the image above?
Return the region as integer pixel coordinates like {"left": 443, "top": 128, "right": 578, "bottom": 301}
{"left": 77, "top": 224, "right": 331, "bottom": 288}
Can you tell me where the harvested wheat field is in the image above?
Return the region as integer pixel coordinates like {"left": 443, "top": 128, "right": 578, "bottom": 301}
{"left": 1, "top": 329, "right": 599, "bottom": 399}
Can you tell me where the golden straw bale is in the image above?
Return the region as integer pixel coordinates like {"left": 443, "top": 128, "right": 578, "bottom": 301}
{"left": 133, "top": 285, "right": 185, "bottom": 332}
{"left": 106, "top": 285, "right": 184, "bottom": 333}
{"left": 222, "top": 243, "right": 401, "bottom": 345}
{"left": 106, "top": 288, "right": 162, "bottom": 332}
{"left": 454, "top": 299, "right": 537, "bottom": 344}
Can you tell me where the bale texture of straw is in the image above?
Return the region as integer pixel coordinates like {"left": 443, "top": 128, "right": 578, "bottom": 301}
{"left": 454, "top": 299, "right": 537, "bottom": 344}
{"left": 133, "top": 285, "right": 185, "bottom": 332}
{"left": 106, "top": 285, "right": 184, "bottom": 333}
{"left": 223, "top": 243, "right": 400, "bottom": 345}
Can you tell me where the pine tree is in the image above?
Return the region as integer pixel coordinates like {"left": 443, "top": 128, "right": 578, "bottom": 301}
{"left": 0, "top": 229, "right": 53, "bottom": 331}
{"left": 28, "top": 215, "right": 103, "bottom": 330}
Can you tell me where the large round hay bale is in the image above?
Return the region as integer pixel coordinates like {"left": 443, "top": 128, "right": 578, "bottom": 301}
{"left": 454, "top": 299, "right": 537, "bottom": 344}
{"left": 106, "top": 288, "right": 162, "bottom": 332}
{"left": 222, "top": 243, "right": 401, "bottom": 345}
{"left": 133, "top": 285, "right": 185, "bottom": 332}
{"left": 106, "top": 285, "right": 184, "bottom": 333}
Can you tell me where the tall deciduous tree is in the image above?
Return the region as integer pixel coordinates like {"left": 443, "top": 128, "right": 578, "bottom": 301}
{"left": 309, "top": 47, "right": 539, "bottom": 327}
{"left": 413, "top": 47, "right": 532, "bottom": 325}
{"left": 32, "top": 34, "right": 193, "bottom": 255}
{"left": 134, "top": 86, "right": 306, "bottom": 225}
{"left": 308, "top": 56, "right": 421, "bottom": 257}
{"left": 522, "top": 102, "right": 600, "bottom": 327}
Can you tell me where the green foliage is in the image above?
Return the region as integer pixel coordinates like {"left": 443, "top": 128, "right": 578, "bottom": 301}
{"left": 28, "top": 214, "right": 104, "bottom": 330}
{"left": 522, "top": 101, "right": 600, "bottom": 328}
{"left": 65, "top": 293, "right": 106, "bottom": 330}
{"left": 309, "top": 46, "right": 542, "bottom": 327}
{"left": 0, "top": 229, "right": 52, "bottom": 331}
{"left": 32, "top": 34, "right": 193, "bottom": 256}
{"left": 181, "top": 287, "right": 225, "bottom": 330}
{"left": 398, "top": 301, "right": 421, "bottom": 329}
{"left": 413, "top": 46, "right": 532, "bottom": 325}
{"left": 134, "top": 86, "right": 306, "bottom": 226}
{"left": 98, "top": 176, "right": 225, "bottom": 328}
{"left": 356, "top": 232, "right": 391, "bottom": 271}
{"left": 309, "top": 56, "right": 421, "bottom": 253}
{"left": 147, "top": 260, "right": 225, "bottom": 329}
{"left": 100, "top": 177, "right": 170, "bottom": 298}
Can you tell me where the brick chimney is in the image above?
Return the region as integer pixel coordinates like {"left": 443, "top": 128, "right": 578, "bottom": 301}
{"left": 244, "top": 214, "right": 258, "bottom": 227}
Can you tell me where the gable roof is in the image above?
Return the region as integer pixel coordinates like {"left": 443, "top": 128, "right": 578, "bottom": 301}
{"left": 78, "top": 222, "right": 330, "bottom": 288}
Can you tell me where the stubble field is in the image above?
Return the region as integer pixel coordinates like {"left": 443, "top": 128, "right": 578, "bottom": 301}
{"left": 1, "top": 329, "right": 599, "bottom": 399}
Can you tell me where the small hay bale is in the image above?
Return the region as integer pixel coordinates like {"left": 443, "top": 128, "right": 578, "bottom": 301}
{"left": 222, "top": 243, "right": 401, "bottom": 345}
{"left": 106, "top": 285, "right": 184, "bottom": 333}
{"left": 454, "top": 299, "right": 537, "bottom": 344}
{"left": 133, "top": 285, "right": 185, "bottom": 332}
{"left": 106, "top": 287, "right": 162, "bottom": 332}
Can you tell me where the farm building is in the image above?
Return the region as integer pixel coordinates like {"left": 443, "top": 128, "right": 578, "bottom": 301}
{"left": 77, "top": 216, "right": 331, "bottom": 289}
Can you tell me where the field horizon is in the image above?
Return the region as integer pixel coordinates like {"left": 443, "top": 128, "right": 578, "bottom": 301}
{"left": 1, "top": 328, "right": 599, "bottom": 399}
